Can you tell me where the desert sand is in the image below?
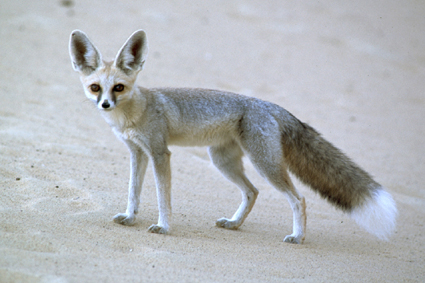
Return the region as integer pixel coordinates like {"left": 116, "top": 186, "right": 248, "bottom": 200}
{"left": 1, "top": 0, "right": 424, "bottom": 282}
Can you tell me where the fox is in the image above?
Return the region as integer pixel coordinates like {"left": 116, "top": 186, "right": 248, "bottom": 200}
{"left": 69, "top": 29, "right": 397, "bottom": 244}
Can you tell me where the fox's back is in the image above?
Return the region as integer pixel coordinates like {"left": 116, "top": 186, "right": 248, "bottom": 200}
{"left": 146, "top": 87, "right": 298, "bottom": 147}
{"left": 148, "top": 88, "right": 248, "bottom": 146}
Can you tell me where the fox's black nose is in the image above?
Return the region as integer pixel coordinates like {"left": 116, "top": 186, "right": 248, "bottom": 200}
{"left": 101, "top": 100, "right": 110, "bottom": 109}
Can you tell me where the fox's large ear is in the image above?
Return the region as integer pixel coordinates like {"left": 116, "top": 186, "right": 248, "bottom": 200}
{"left": 114, "top": 30, "right": 148, "bottom": 75}
{"left": 69, "top": 30, "right": 103, "bottom": 75}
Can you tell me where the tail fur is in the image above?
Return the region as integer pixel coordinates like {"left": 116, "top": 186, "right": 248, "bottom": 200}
{"left": 282, "top": 121, "right": 397, "bottom": 240}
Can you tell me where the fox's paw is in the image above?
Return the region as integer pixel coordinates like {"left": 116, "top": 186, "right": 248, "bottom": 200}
{"left": 148, "top": 224, "right": 169, "bottom": 234}
{"left": 216, "top": 218, "right": 240, "bottom": 230}
{"left": 283, "top": 234, "right": 305, "bottom": 244}
{"left": 113, "top": 213, "right": 136, "bottom": 226}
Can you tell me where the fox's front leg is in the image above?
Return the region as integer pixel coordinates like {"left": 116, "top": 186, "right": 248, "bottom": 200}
{"left": 148, "top": 150, "right": 172, "bottom": 234}
{"left": 113, "top": 142, "right": 148, "bottom": 226}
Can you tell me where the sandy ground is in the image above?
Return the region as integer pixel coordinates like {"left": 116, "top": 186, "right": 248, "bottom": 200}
{"left": 1, "top": 0, "right": 424, "bottom": 282}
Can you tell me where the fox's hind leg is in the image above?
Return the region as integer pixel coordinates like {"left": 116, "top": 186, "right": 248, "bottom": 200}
{"left": 208, "top": 141, "right": 259, "bottom": 230}
{"left": 240, "top": 134, "right": 307, "bottom": 244}
{"left": 253, "top": 159, "right": 306, "bottom": 243}
{"left": 281, "top": 181, "right": 307, "bottom": 244}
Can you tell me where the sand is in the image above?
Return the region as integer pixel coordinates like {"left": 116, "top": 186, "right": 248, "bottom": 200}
{"left": 1, "top": 0, "right": 424, "bottom": 282}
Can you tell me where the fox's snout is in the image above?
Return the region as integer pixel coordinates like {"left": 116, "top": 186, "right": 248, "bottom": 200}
{"left": 101, "top": 100, "right": 111, "bottom": 109}
{"left": 97, "top": 95, "right": 116, "bottom": 110}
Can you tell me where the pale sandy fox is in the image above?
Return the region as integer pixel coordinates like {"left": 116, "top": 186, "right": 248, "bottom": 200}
{"left": 69, "top": 29, "right": 397, "bottom": 244}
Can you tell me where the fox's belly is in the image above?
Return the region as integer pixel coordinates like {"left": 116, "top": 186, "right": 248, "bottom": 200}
{"left": 168, "top": 125, "right": 237, "bottom": 147}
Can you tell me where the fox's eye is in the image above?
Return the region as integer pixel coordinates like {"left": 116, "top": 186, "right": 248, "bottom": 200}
{"left": 90, "top": 84, "right": 101, "bottom": 92}
{"left": 113, "top": 84, "right": 124, "bottom": 92}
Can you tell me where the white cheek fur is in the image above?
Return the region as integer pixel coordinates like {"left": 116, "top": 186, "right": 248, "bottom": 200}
{"left": 85, "top": 91, "right": 98, "bottom": 102}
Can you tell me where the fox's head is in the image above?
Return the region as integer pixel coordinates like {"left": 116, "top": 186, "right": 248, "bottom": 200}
{"left": 69, "top": 30, "right": 148, "bottom": 110}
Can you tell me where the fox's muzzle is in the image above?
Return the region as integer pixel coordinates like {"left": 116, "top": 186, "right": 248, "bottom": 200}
{"left": 101, "top": 100, "right": 111, "bottom": 109}
{"left": 97, "top": 92, "right": 116, "bottom": 110}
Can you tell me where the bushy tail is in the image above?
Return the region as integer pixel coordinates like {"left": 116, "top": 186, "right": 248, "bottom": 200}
{"left": 282, "top": 121, "right": 397, "bottom": 240}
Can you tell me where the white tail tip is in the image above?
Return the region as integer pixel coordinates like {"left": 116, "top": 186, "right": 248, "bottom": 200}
{"left": 350, "top": 187, "right": 397, "bottom": 240}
